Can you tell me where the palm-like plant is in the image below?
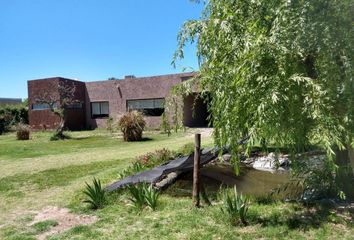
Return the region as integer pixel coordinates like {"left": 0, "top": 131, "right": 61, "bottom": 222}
{"left": 83, "top": 178, "right": 106, "bottom": 209}
{"left": 127, "top": 184, "right": 146, "bottom": 210}
{"left": 221, "top": 186, "right": 249, "bottom": 226}
{"left": 143, "top": 184, "right": 160, "bottom": 211}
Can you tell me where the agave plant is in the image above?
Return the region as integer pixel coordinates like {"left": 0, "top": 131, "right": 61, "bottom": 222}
{"left": 127, "top": 183, "right": 146, "bottom": 210}
{"left": 143, "top": 184, "right": 160, "bottom": 211}
{"left": 221, "top": 186, "right": 249, "bottom": 226}
{"left": 83, "top": 178, "right": 106, "bottom": 209}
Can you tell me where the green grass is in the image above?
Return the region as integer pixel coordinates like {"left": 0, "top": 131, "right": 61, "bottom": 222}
{"left": 0, "top": 129, "right": 353, "bottom": 239}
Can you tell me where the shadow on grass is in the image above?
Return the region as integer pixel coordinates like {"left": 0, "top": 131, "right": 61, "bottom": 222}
{"left": 248, "top": 203, "right": 352, "bottom": 231}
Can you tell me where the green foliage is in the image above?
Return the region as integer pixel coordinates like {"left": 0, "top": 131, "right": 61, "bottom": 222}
{"left": 118, "top": 111, "right": 146, "bottom": 141}
{"left": 135, "top": 148, "right": 174, "bottom": 168}
{"left": 0, "top": 105, "right": 28, "bottom": 135}
{"left": 177, "top": 142, "right": 195, "bottom": 156}
{"left": 142, "top": 184, "right": 160, "bottom": 211}
{"left": 174, "top": 0, "right": 354, "bottom": 172}
{"left": 16, "top": 124, "right": 30, "bottom": 140}
{"left": 127, "top": 183, "right": 160, "bottom": 211}
{"left": 83, "top": 178, "right": 106, "bottom": 209}
{"left": 221, "top": 186, "right": 250, "bottom": 226}
{"left": 50, "top": 131, "right": 71, "bottom": 141}
{"left": 127, "top": 183, "right": 147, "bottom": 210}
{"left": 160, "top": 111, "right": 171, "bottom": 136}
{"left": 118, "top": 162, "right": 145, "bottom": 179}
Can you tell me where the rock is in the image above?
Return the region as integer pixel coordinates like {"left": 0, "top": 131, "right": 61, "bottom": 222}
{"left": 248, "top": 152, "right": 290, "bottom": 172}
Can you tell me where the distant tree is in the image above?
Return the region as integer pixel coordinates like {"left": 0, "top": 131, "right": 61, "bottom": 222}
{"left": 108, "top": 77, "right": 118, "bottom": 80}
{"left": 174, "top": 0, "right": 353, "bottom": 172}
{"left": 35, "top": 81, "right": 79, "bottom": 139}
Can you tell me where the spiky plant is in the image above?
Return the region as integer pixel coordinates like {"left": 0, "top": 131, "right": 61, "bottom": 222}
{"left": 127, "top": 183, "right": 146, "bottom": 210}
{"left": 221, "top": 186, "right": 249, "bottom": 226}
{"left": 143, "top": 184, "right": 160, "bottom": 211}
{"left": 83, "top": 178, "right": 106, "bottom": 209}
{"left": 118, "top": 111, "right": 146, "bottom": 141}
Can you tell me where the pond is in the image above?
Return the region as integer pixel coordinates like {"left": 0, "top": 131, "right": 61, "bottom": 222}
{"left": 201, "top": 163, "right": 290, "bottom": 197}
{"left": 166, "top": 162, "right": 290, "bottom": 198}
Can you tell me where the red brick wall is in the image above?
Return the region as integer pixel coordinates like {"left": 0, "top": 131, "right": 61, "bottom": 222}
{"left": 28, "top": 73, "right": 196, "bottom": 130}
{"left": 28, "top": 78, "right": 86, "bottom": 130}
{"left": 85, "top": 73, "right": 194, "bottom": 129}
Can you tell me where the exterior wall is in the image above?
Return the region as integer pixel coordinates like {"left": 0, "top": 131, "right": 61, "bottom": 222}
{"left": 28, "top": 77, "right": 86, "bottom": 130}
{"left": 28, "top": 78, "right": 61, "bottom": 129}
{"left": 28, "top": 72, "right": 196, "bottom": 130}
{"left": 85, "top": 73, "right": 194, "bottom": 129}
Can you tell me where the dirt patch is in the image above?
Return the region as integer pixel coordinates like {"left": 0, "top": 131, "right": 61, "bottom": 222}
{"left": 29, "top": 206, "right": 97, "bottom": 240}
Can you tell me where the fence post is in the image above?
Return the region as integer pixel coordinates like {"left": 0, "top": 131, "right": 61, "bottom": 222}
{"left": 193, "top": 133, "right": 201, "bottom": 207}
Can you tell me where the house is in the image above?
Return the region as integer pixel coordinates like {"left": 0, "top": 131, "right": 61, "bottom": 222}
{"left": 27, "top": 72, "right": 210, "bottom": 130}
{"left": 0, "top": 98, "right": 22, "bottom": 105}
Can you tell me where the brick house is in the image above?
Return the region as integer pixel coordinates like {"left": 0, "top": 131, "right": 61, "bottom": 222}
{"left": 27, "top": 72, "right": 210, "bottom": 130}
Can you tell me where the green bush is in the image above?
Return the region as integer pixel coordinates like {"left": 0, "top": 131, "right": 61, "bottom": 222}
{"left": 127, "top": 183, "right": 160, "bottom": 211}
{"left": 135, "top": 148, "right": 174, "bottom": 168}
{"left": 0, "top": 105, "right": 28, "bottom": 135}
{"left": 127, "top": 184, "right": 146, "bottom": 210}
{"left": 177, "top": 142, "right": 195, "bottom": 156}
{"left": 16, "top": 123, "right": 30, "bottom": 140}
{"left": 143, "top": 184, "right": 160, "bottom": 211}
{"left": 118, "top": 111, "right": 146, "bottom": 141}
{"left": 118, "top": 162, "right": 145, "bottom": 179}
{"left": 221, "top": 186, "right": 250, "bottom": 226}
{"left": 83, "top": 178, "right": 106, "bottom": 209}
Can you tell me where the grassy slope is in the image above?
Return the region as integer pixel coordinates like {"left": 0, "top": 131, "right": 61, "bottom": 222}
{"left": 0, "top": 130, "right": 353, "bottom": 240}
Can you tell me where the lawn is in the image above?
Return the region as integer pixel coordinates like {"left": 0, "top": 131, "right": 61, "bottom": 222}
{"left": 0, "top": 129, "right": 353, "bottom": 240}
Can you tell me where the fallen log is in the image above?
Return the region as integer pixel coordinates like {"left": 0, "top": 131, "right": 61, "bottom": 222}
{"left": 106, "top": 146, "right": 227, "bottom": 192}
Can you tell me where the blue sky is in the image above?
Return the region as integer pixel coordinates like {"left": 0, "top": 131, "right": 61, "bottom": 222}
{"left": 0, "top": 0, "right": 203, "bottom": 98}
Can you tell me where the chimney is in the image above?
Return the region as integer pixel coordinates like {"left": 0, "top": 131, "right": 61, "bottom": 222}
{"left": 124, "top": 75, "right": 136, "bottom": 79}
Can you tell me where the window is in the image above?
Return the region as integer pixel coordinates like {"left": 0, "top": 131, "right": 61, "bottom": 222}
{"left": 32, "top": 103, "right": 57, "bottom": 110}
{"left": 67, "top": 102, "right": 82, "bottom": 109}
{"left": 91, "top": 102, "right": 109, "bottom": 118}
{"left": 127, "top": 98, "right": 164, "bottom": 116}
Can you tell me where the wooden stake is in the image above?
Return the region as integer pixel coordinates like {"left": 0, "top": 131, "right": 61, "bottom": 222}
{"left": 193, "top": 133, "right": 201, "bottom": 207}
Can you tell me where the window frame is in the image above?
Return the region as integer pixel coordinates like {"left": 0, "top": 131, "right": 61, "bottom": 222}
{"left": 126, "top": 98, "right": 165, "bottom": 117}
{"left": 90, "top": 101, "right": 109, "bottom": 119}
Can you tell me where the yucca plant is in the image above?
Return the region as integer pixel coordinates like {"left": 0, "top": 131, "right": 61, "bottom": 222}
{"left": 143, "top": 184, "right": 160, "bottom": 211}
{"left": 83, "top": 178, "right": 106, "bottom": 209}
{"left": 221, "top": 186, "right": 249, "bottom": 226}
{"left": 118, "top": 111, "right": 146, "bottom": 141}
{"left": 127, "top": 183, "right": 146, "bottom": 210}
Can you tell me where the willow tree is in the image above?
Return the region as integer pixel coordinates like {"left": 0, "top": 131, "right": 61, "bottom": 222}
{"left": 174, "top": 0, "right": 353, "bottom": 172}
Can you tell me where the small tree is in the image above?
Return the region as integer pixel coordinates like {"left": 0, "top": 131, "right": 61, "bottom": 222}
{"left": 35, "top": 81, "right": 79, "bottom": 139}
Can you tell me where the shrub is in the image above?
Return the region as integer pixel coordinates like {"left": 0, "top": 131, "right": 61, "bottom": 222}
{"left": 127, "top": 183, "right": 160, "bottom": 211}
{"left": 177, "top": 142, "right": 195, "bottom": 156}
{"left": 143, "top": 184, "right": 160, "bottom": 211}
{"left": 160, "top": 111, "right": 171, "bottom": 136}
{"left": 118, "top": 162, "right": 145, "bottom": 179}
{"left": 127, "top": 184, "right": 146, "bottom": 210}
{"left": 83, "top": 178, "right": 106, "bottom": 209}
{"left": 221, "top": 186, "right": 250, "bottom": 226}
{"left": 135, "top": 148, "right": 174, "bottom": 168}
{"left": 16, "top": 124, "right": 30, "bottom": 140}
{"left": 118, "top": 111, "right": 146, "bottom": 141}
{"left": 0, "top": 105, "right": 28, "bottom": 135}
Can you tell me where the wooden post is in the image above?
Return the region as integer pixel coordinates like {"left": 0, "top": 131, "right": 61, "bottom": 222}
{"left": 193, "top": 133, "right": 201, "bottom": 207}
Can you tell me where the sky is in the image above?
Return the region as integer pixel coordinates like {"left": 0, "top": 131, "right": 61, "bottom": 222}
{"left": 0, "top": 0, "right": 203, "bottom": 99}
